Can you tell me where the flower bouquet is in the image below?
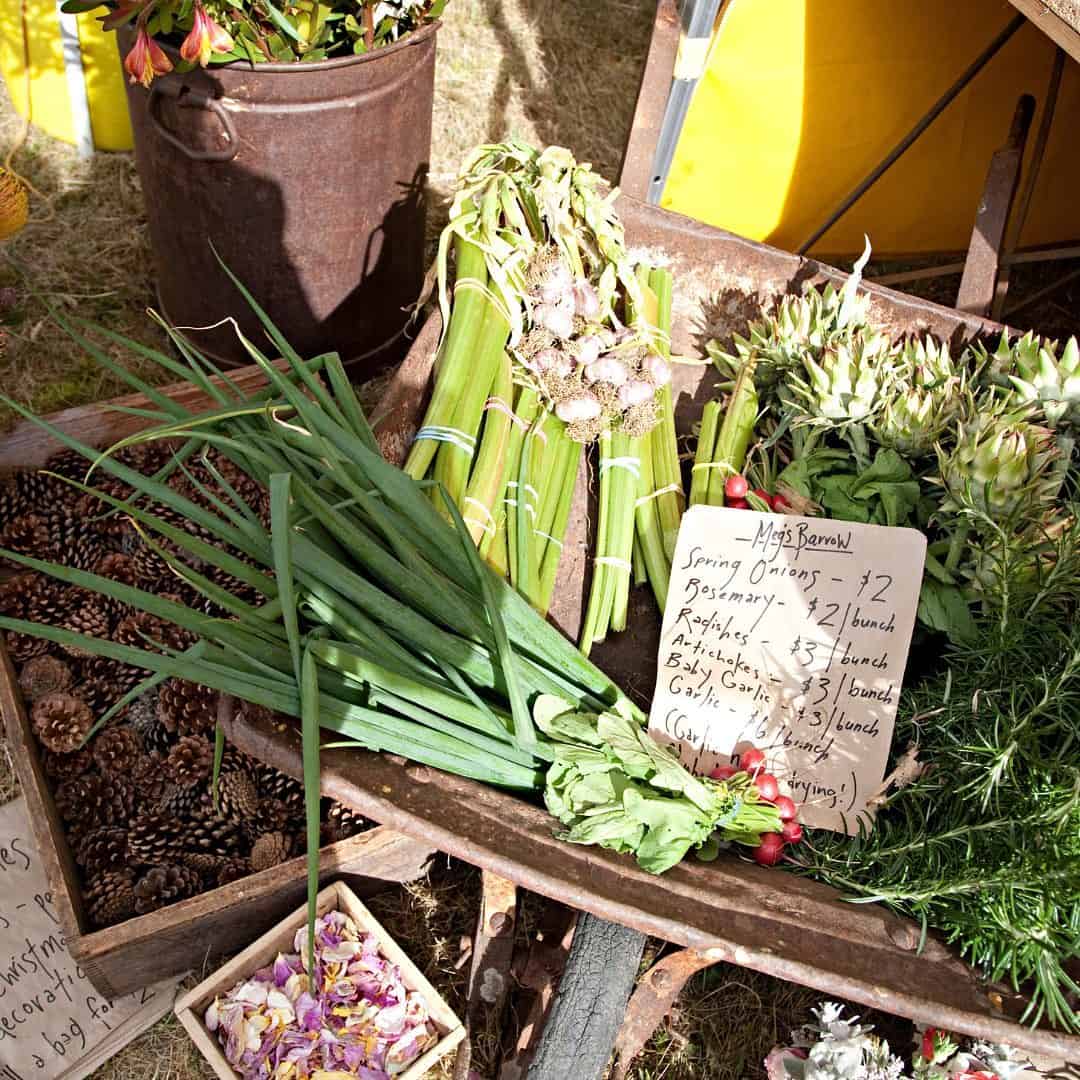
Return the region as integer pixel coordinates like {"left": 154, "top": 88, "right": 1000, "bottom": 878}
{"left": 175, "top": 880, "right": 464, "bottom": 1080}
{"left": 60, "top": 0, "right": 448, "bottom": 86}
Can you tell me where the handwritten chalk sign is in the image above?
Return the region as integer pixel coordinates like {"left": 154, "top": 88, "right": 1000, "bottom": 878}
{"left": 648, "top": 506, "right": 926, "bottom": 833}
{"left": 0, "top": 798, "right": 179, "bottom": 1080}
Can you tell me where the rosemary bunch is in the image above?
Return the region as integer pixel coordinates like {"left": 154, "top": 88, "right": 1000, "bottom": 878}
{"left": 791, "top": 578, "right": 1080, "bottom": 1032}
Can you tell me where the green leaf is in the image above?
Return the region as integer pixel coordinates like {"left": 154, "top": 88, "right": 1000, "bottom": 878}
{"left": 300, "top": 647, "right": 322, "bottom": 974}
{"left": 261, "top": 0, "right": 303, "bottom": 42}
{"left": 270, "top": 474, "right": 302, "bottom": 685}
{"left": 917, "top": 578, "right": 977, "bottom": 644}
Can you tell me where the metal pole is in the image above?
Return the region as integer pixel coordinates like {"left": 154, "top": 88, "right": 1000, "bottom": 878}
{"left": 645, "top": 0, "right": 724, "bottom": 204}
{"left": 797, "top": 13, "right": 1026, "bottom": 255}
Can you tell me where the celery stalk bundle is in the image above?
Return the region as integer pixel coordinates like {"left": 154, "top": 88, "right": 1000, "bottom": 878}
{"left": 0, "top": 289, "right": 782, "bottom": 944}
{"left": 405, "top": 141, "right": 684, "bottom": 624}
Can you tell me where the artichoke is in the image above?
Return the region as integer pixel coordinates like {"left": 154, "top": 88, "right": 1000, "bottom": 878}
{"left": 937, "top": 406, "right": 1059, "bottom": 521}
{"left": 982, "top": 330, "right": 1080, "bottom": 432}
{"left": 871, "top": 336, "right": 966, "bottom": 456}
{"left": 789, "top": 330, "right": 892, "bottom": 425}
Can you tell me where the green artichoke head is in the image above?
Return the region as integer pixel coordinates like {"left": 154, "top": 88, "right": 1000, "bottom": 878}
{"left": 977, "top": 330, "right": 1080, "bottom": 431}
{"left": 791, "top": 329, "right": 892, "bottom": 424}
{"left": 938, "top": 405, "right": 1059, "bottom": 520}
{"left": 872, "top": 336, "right": 967, "bottom": 455}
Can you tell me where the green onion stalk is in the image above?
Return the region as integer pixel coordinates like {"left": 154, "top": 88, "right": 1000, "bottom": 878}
{"left": 688, "top": 358, "right": 759, "bottom": 507}
{"left": 0, "top": 289, "right": 784, "bottom": 945}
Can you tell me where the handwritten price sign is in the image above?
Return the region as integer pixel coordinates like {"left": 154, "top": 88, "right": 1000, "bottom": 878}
{"left": 648, "top": 506, "right": 926, "bottom": 833}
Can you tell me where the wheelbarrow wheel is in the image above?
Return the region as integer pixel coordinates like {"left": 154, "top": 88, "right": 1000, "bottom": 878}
{"left": 525, "top": 913, "right": 647, "bottom": 1080}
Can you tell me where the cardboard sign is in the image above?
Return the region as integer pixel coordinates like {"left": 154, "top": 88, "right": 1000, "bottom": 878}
{"left": 648, "top": 506, "right": 926, "bottom": 832}
{"left": 0, "top": 798, "right": 179, "bottom": 1080}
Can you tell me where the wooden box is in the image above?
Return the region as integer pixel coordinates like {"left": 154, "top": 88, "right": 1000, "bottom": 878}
{"left": 0, "top": 366, "right": 438, "bottom": 999}
{"left": 174, "top": 880, "right": 465, "bottom": 1080}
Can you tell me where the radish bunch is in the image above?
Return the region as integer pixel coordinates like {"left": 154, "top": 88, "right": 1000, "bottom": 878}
{"left": 711, "top": 745, "right": 804, "bottom": 865}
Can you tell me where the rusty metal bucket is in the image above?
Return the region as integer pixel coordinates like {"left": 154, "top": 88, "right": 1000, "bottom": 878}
{"left": 119, "top": 23, "right": 438, "bottom": 368}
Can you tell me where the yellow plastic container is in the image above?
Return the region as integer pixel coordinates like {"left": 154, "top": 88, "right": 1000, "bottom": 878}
{"left": 662, "top": 0, "right": 1080, "bottom": 255}
{"left": 0, "top": 0, "right": 132, "bottom": 151}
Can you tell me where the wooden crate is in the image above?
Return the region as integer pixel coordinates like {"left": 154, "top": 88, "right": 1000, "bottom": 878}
{"left": 0, "top": 364, "right": 438, "bottom": 999}
{"left": 175, "top": 880, "right": 465, "bottom": 1080}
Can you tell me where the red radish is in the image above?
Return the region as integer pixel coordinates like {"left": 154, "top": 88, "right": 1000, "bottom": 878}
{"left": 753, "top": 772, "right": 780, "bottom": 801}
{"left": 773, "top": 492, "right": 790, "bottom": 511}
{"left": 752, "top": 833, "right": 785, "bottom": 866}
{"left": 774, "top": 795, "right": 798, "bottom": 821}
{"left": 781, "top": 820, "right": 804, "bottom": 844}
{"left": 710, "top": 764, "right": 738, "bottom": 781}
{"left": 727, "top": 498, "right": 750, "bottom": 510}
{"left": 739, "top": 747, "right": 766, "bottom": 772}
{"left": 724, "top": 474, "right": 749, "bottom": 500}
{"left": 753, "top": 487, "right": 775, "bottom": 508}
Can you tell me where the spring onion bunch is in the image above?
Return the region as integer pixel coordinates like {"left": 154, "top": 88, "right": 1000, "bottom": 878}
{"left": 0, "top": 291, "right": 782, "bottom": 942}
{"left": 404, "top": 141, "right": 683, "bottom": 622}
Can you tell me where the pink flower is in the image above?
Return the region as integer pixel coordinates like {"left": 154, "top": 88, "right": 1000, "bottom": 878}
{"left": 180, "top": 2, "right": 235, "bottom": 67}
{"left": 124, "top": 26, "right": 173, "bottom": 86}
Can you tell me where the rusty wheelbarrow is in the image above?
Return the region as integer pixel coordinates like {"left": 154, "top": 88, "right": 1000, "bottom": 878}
{"left": 218, "top": 196, "right": 1080, "bottom": 1073}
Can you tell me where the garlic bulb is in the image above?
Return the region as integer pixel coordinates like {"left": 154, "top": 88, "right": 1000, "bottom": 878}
{"left": 555, "top": 394, "right": 602, "bottom": 422}
{"left": 645, "top": 355, "right": 672, "bottom": 387}
{"left": 618, "top": 380, "right": 655, "bottom": 409}
{"left": 584, "top": 356, "right": 629, "bottom": 387}
{"left": 533, "top": 299, "right": 575, "bottom": 340}
{"left": 575, "top": 335, "right": 604, "bottom": 367}
{"left": 572, "top": 279, "right": 600, "bottom": 319}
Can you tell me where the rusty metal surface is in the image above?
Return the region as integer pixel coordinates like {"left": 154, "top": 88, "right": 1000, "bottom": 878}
{"left": 230, "top": 196, "right": 1080, "bottom": 1056}
{"left": 119, "top": 23, "right": 437, "bottom": 370}
{"left": 956, "top": 95, "right": 1035, "bottom": 316}
{"left": 611, "top": 948, "right": 721, "bottom": 1080}
{"left": 618, "top": 0, "right": 681, "bottom": 200}
{"left": 1007, "top": 0, "right": 1080, "bottom": 63}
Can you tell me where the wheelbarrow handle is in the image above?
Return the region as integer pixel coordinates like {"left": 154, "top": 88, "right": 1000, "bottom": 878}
{"left": 148, "top": 81, "right": 238, "bottom": 163}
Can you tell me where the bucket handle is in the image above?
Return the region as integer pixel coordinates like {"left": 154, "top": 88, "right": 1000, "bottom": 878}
{"left": 148, "top": 82, "right": 238, "bottom": 163}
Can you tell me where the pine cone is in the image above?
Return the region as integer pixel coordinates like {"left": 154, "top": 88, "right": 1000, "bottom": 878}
{"left": 158, "top": 782, "right": 208, "bottom": 821}
{"left": 93, "top": 552, "right": 139, "bottom": 586}
{"left": 158, "top": 678, "right": 217, "bottom": 735}
{"left": 114, "top": 610, "right": 193, "bottom": 654}
{"left": 126, "top": 688, "right": 171, "bottom": 754}
{"left": 92, "top": 726, "right": 142, "bottom": 778}
{"left": 184, "top": 795, "right": 245, "bottom": 855}
{"left": 167, "top": 734, "right": 212, "bottom": 788}
{"left": 42, "top": 448, "right": 90, "bottom": 482}
{"left": 1, "top": 513, "right": 49, "bottom": 561}
{"left": 127, "top": 810, "right": 185, "bottom": 863}
{"left": 43, "top": 510, "right": 106, "bottom": 571}
{"left": 256, "top": 765, "right": 305, "bottom": 813}
{"left": 216, "top": 856, "right": 251, "bottom": 888}
{"left": 58, "top": 602, "right": 113, "bottom": 659}
{"left": 18, "top": 655, "right": 74, "bottom": 701}
{"left": 76, "top": 826, "right": 129, "bottom": 875}
{"left": 0, "top": 470, "right": 63, "bottom": 519}
{"left": 321, "top": 802, "right": 369, "bottom": 846}
{"left": 0, "top": 572, "right": 68, "bottom": 621}
{"left": 250, "top": 831, "right": 293, "bottom": 872}
{"left": 73, "top": 676, "right": 118, "bottom": 717}
{"left": 131, "top": 751, "right": 170, "bottom": 803}
{"left": 222, "top": 742, "right": 261, "bottom": 777}
{"left": 31, "top": 692, "right": 92, "bottom": 753}
{"left": 217, "top": 770, "right": 259, "bottom": 826}
{"left": 3, "top": 630, "right": 49, "bottom": 663}
{"left": 84, "top": 869, "right": 136, "bottom": 928}
{"left": 54, "top": 772, "right": 135, "bottom": 827}
{"left": 127, "top": 542, "right": 171, "bottom": 588}
{"left": 40, "top": 745, "right": 92, "bottom": 783}
{"left": 133, "top": 864, "right": 200, "bottom": 914}
{"left": 79, "top": 655, "right": 146, "bottom": 696}
{"left": 252, "top": 797, "right": 295, "bottom": 837}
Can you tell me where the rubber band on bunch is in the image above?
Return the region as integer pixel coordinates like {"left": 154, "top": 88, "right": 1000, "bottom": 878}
{"left": 415, "top": 426, "right": 476, "bottom": 454}
{"left": 484, "top": 397, "right": 533, "bottom": 433}
{"left": 463, "top": 497, "right": 496, "bottom": 536}
{"left": 594, "top": 556, "right": 632, "bottom": 573}
{"left": 635, "top": 482, "right": 683, "bottom": 508}
{"left": 599, "top": 456, "right": 641, "bottom": 478}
